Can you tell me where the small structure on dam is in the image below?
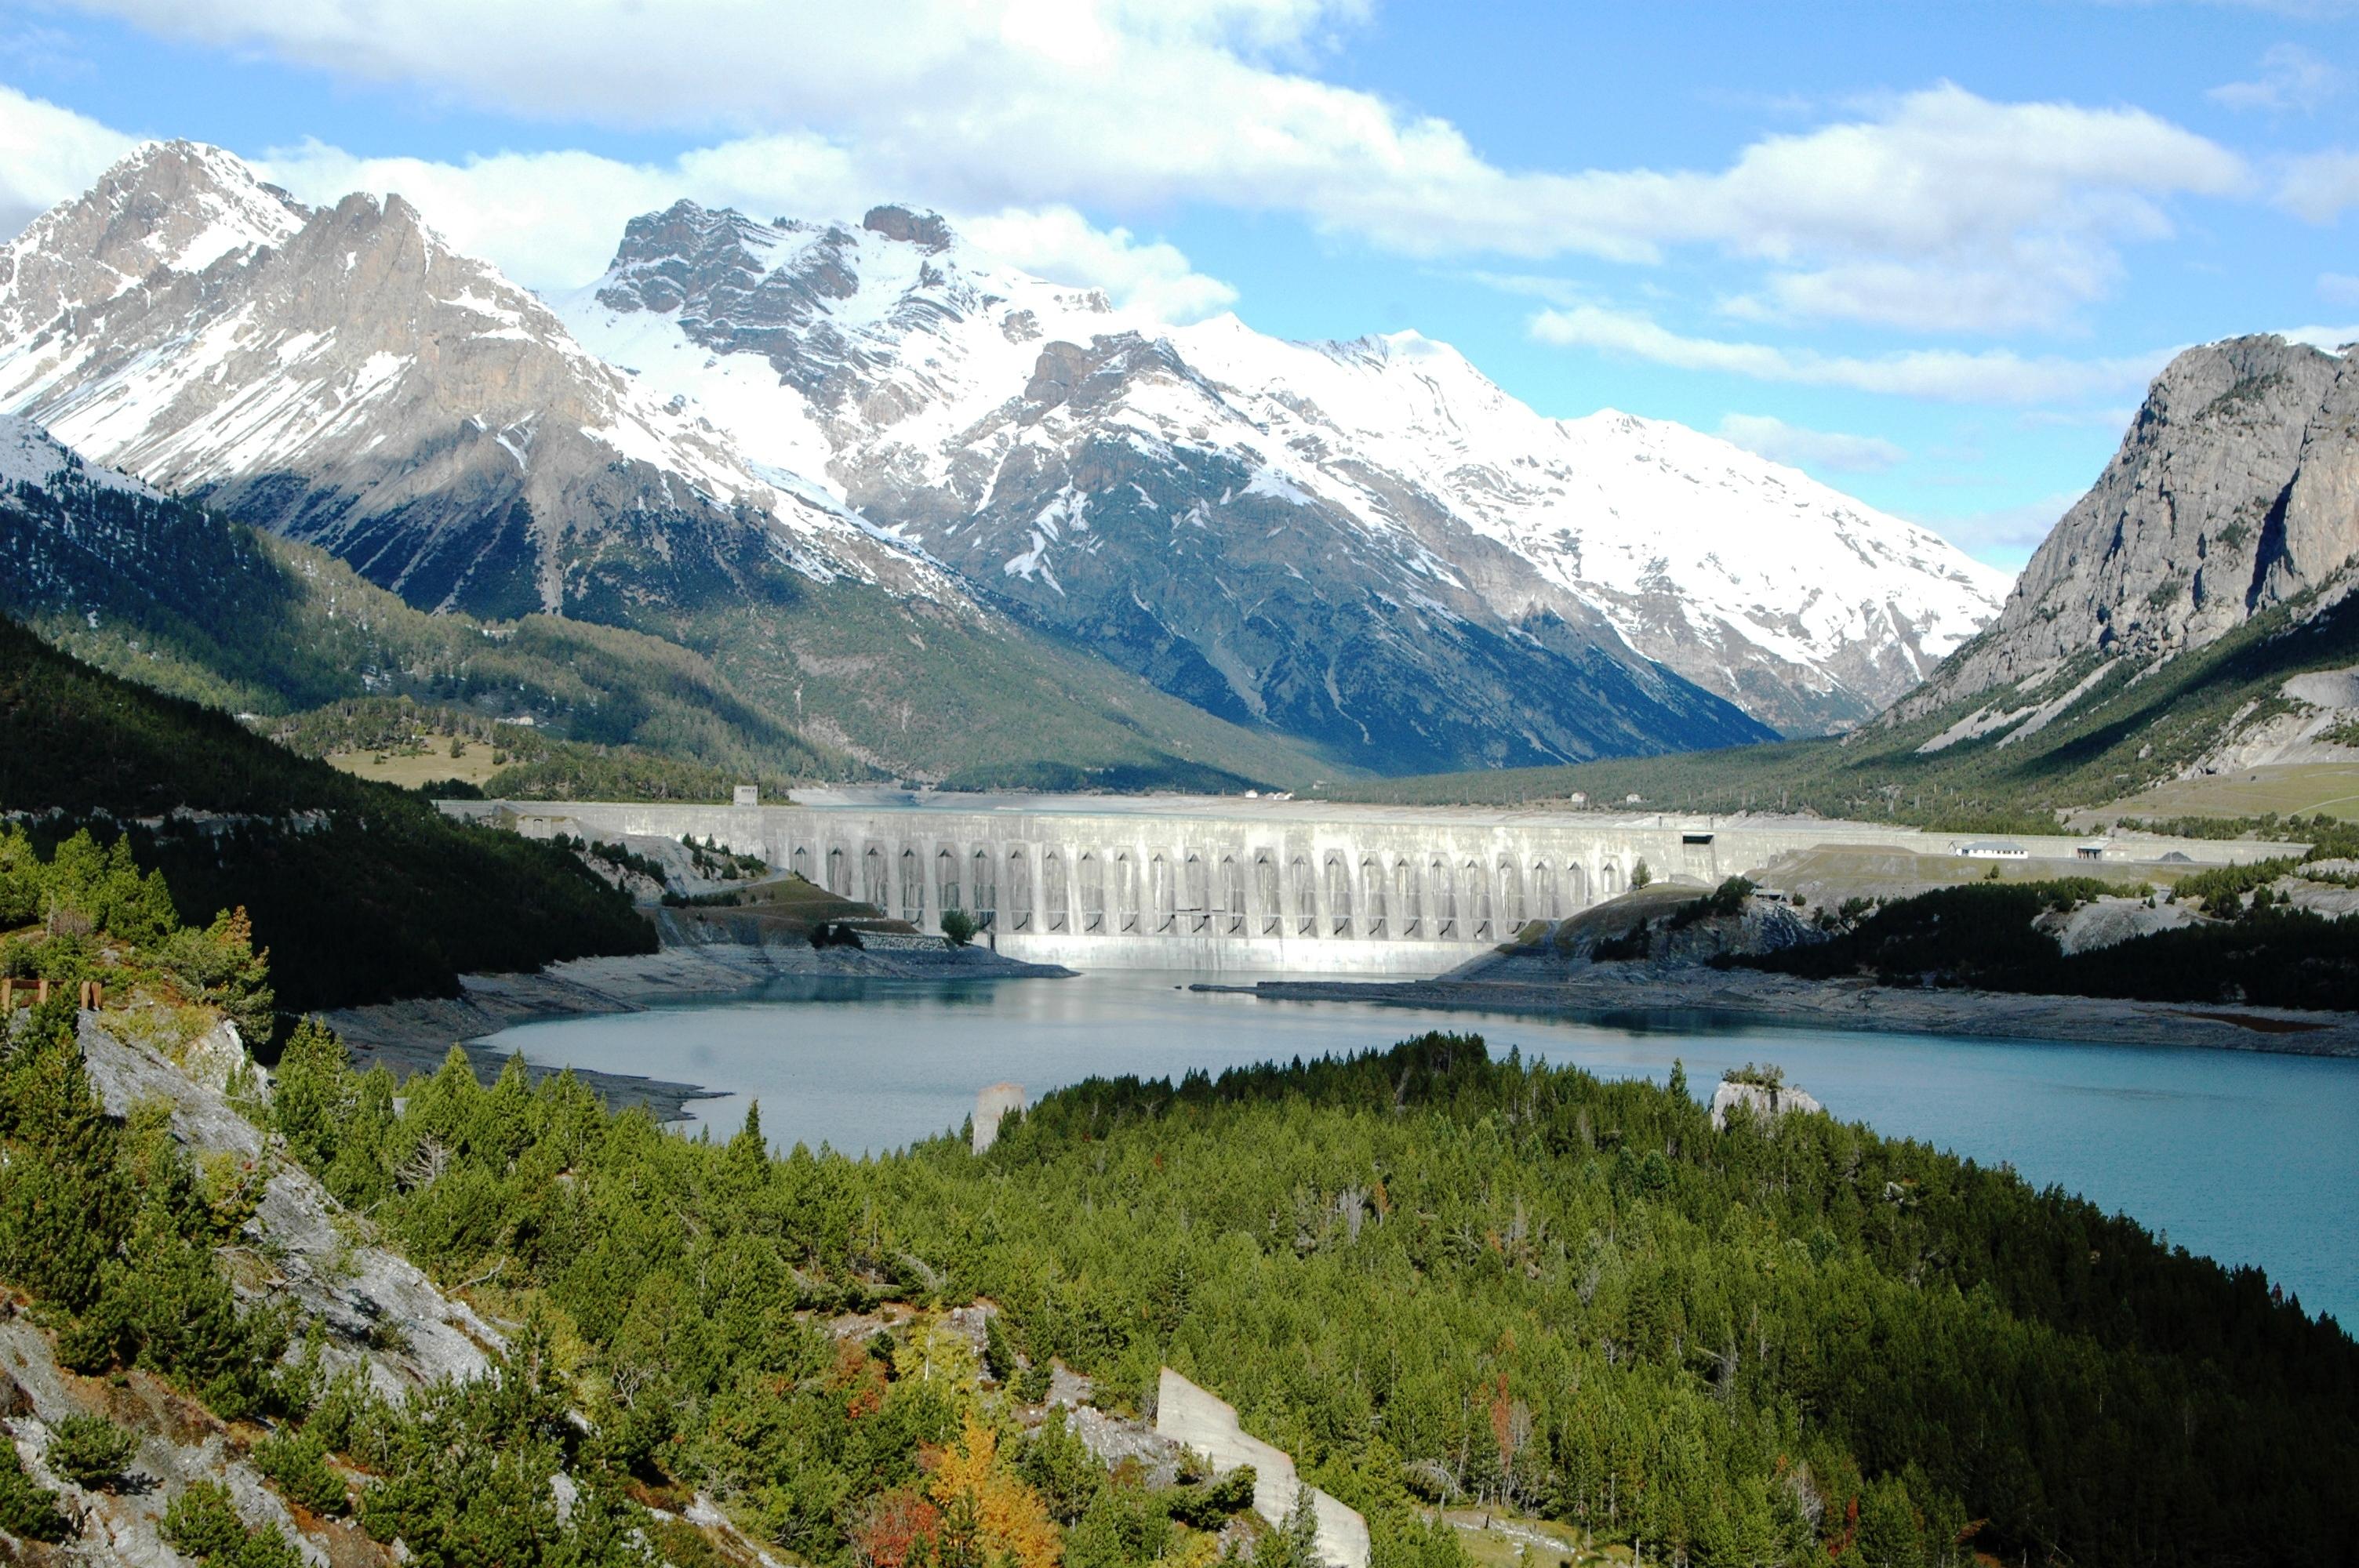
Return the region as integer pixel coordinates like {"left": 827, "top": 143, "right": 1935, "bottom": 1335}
{"left": 972, "top": 1082, "right": 1025, "bottom": 1153}
{"left": 1154, "top": 1367, "right": 1370, "bottom": 1568}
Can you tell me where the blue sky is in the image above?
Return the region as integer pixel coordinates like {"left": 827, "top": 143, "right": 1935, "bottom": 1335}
{"left": 5, "top": 1, "right": 2359, "bottom": 571}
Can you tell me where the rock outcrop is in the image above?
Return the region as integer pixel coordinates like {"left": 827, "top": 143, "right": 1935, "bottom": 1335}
{"left": 1708, "top": 1078, "right": 1825, "bottom": 1131}
{"left": 2037, "top": 895, "right": 2202, "bottom": 955}
{"left": 1896, "top": 336, "right": 2359, "bottom": 723}
{"left": 78, "top": 1014, "right": 497, "bottom": 1395}
{"left": 0, "top": 1014, "right": 507, "bottom": 1566}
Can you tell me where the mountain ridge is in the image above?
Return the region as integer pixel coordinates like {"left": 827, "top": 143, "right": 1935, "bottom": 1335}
{"left": 2, "top": 142, "right": 2004, "bottom": 779}
{"left": 562, "top": 196, "right": 2008, "bottom": 745}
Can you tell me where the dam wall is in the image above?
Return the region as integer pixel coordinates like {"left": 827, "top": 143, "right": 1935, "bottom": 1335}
{"left": 443, "top": 790, "right": 2281, "bottom": 974}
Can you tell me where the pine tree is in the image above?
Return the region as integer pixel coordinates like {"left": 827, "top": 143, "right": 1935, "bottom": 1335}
{"left": 271, "top": 1018, "right": 352, "bottom": 1168}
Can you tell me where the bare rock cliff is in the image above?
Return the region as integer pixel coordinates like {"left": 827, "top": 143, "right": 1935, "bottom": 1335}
{"left": 1897, "top": 336, "right": 2356, "bottom": 719}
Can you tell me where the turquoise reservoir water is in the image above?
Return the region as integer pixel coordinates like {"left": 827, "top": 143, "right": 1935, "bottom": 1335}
{"left": 480, "top": 969, "right": 2359, "bottom": 1328}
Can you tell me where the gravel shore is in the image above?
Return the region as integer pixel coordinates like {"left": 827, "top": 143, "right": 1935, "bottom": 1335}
{"left": 322, "top": 936, "right": 1070, "bottom": 1119}
{"left": 1214, "top": 948, "right": 2359, "bottom": 1058}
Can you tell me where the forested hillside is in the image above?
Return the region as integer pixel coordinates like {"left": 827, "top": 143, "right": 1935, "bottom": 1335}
{"left": 4, "top": 824, "right": 2353, "bottom": 1566}
{"left": 1, "top": 422, "right": 1335, "bottom": 794}
{"left": 0, "top": 618, "right": 653, "bottom": 1011}
{"left": 1735, "top": 871, "right": 2359, "bottom": 1010}
{"left": 276, "top": 1032, "right": 2354, "bottom": 1568}
{"left": 1, "top": 463, "right": 858, "bottom": 782}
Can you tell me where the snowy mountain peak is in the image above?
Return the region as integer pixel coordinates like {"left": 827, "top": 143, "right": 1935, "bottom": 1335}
{"left": 558, "top": 197, "right": 2012, "bottom": 741}
{"left": 0, "top": 140, "right": 304, "bottom": 340}
{"left": 0, "top": 154, "right": 970, "bottom": 621}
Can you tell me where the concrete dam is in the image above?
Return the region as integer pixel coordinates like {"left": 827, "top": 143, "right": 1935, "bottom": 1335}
{"left": 445, "top": 790, "right": 2274, "bottom": 976}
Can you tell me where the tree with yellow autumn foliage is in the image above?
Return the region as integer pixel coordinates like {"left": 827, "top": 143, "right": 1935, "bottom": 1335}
{"left": 929, "top": 1416, "right": 1061, "bottom": 1568}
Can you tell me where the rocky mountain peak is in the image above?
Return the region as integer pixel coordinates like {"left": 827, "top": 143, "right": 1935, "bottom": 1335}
{"left": 0, "top": 149, "right": 959, "bottom": 622}
{"left": 0, "top": 140, "right": 304, "bottom": 339}
{"left": 861, "top": 204, "right": 955, "bottom": 251}
{"left": 597, "top": 199, "right": 795, "bottom": 316}
{"left": 1893, "top": 333, "right": 2353, "bottom": 720}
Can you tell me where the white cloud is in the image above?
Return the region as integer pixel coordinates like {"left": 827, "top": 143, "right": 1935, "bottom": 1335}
{"left": 2321, "top": 272, "right": 2359, "bottom": 304}
{"left": 45, "top": 5, "right": 2247, "bottom": 332}
{"left": 961, "top": 205, "right": 1237, "bottom": 321}
{"left": 1722, "top": 241, "right": 2123, "bottom": 336}
{"left": 1715, "top": 413, "right": 1906, "bottom": 474}
{"left": 2210, "top": 43, "right": 2344, "bottom": 111}
{"left": 0, "top": 84, "right": 134, "bottom": 237}
{"left": 2278, "top": 147, "right": 2359, "bottom": 220}
{"left": 1532, "top": 303, "right": 2174, "bottom": 404}
{"left": 0, "top": 85, "right": 1240, "bottom": 318}
{"left": 1910, "top": 493, "right": 2080, "bottom": 571}
{"left": 256, "top": 142, "right": 1236, "bottom": 318}
{"left": 2274, "top": 321, "right": 2359, "bottom": 350}
{"left": 253, "top": 140, "right": 738, "bottom": 290}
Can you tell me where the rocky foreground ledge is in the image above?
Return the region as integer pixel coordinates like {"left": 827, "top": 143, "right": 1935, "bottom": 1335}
{"left": 322, "top": 935, "right": 1068, "bottom": 1119}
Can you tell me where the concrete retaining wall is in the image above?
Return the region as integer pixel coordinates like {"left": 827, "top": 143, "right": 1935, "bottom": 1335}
{"left": 1154, "top": 1368, "right": 1369, "bottom": 1568}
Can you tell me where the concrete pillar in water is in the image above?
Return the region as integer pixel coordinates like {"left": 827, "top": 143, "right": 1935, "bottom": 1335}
{"left": 973, "top": 1082, "right": 1026, "bottom": 1153}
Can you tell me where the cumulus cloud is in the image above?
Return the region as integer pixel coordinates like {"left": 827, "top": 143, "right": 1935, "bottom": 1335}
{"left": 1532, "top": 303, "right": 2173, "bottom": 404}
{"left": 45, "top": 5, "right": 2246, "bottom": 333}
{"left": 1909, "top": 493, "right": 2080, "bottom": 571}
{"left": 0, "top": 84, "right": 134, "bottom": 238}
{"left": 961, "top": 205, "right": 1237, "bottom": 321}
{"left": 261, "top": 144, "right": 1235, "bottom": 318}
{"left": 1715, "top": 413, "right": 1906, "bottom": 474}
{"left": 2274, "top": 321, "right": 2359, "bottom": 350}
{"left": 0, "top": 96, "right": 1238, "bottom": 318}
{"left": 2210, "top": 43, "right": 2344, "bottom": 112}
{"left": 252, "top": 135, "right": 881, "bottom": 292}
{"left": 2277, "top": 147, "right": 2359, "bottom": 220}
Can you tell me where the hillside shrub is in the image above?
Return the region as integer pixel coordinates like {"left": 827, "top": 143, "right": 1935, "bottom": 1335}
{"left": 0, "top": 1440, "right": 68, "bottom": 1541}
{"left": 252, "top": 1428, "right": 345, "bottom": 1516}
{"left": 46, "top": 1413, "right": 136, "bottom": 1489}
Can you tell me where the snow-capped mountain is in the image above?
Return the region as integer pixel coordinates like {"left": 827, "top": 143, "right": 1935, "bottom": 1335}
{"left": 561, "top": 201, "right": 2008, "bottom": 740}
{"left": 0, "top": 143, "right": 942, "bottom": 622}
{"left": 0, "top": 146, "right": 1993, "bottom": 778}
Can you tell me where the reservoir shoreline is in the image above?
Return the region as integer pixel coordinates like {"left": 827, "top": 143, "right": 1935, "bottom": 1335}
{"left": 321, "top": 937, "right": 1069, "bottom": 1119}
{"left": 1218, "top": 965, "right": 2359, "bottom": 1058}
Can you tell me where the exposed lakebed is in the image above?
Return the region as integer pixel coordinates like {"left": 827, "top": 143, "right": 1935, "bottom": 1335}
{"left": 479, "top": 967, "right": 2359, "bottom": 1328}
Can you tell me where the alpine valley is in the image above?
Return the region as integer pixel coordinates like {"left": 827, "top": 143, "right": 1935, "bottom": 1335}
{"left": 1343, "top": 332, "right": 2359, "bottom": 829}
{"left": 0, "top": 143, "right": 2008, "bottom": 782}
